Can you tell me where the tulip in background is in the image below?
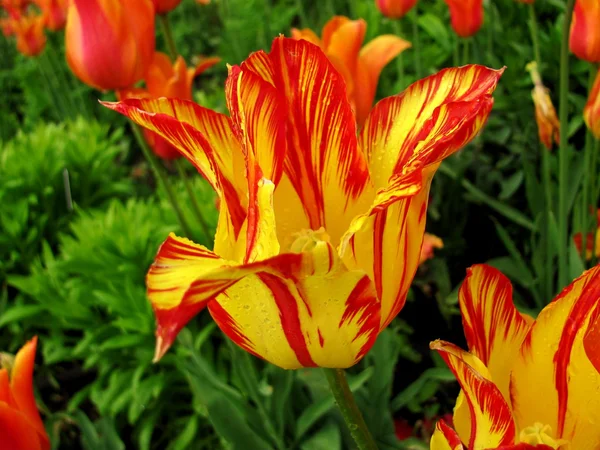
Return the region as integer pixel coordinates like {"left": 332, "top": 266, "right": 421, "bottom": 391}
{"left": 526, "top": 61, "right": 560, "bottom": 150}
{"left": 291, "top": 16, "right": 411, "bottom": 126}
{"left": 118, "top": 51, "right": 220, "bottom": 160}
{"left": 34, "top": 0, "right": 67, "bottom": 31}
{"left": 574, "top": 209, "right": 600, "bottom": 260}
{"left": 12, "top": 11, "right": 46, "bottom": 56}
{"left": 584, "top": 70, "right": 600, "bottom": 139}
{"left": 443, "top": 0, "right": 483, "bottom": 38}
{"left": 0, "top": 337, "right": 50, "bottom": 450}
{"left": 569, "top": 0, "right": 600, "bottom": 62}
{"left": 152, "top": 0, "right": 181, "bottom": 14}
{"left": 105, "top": 36, "right": 502, "bottom": 369}
{"left": 375, "top": 0, "right": 418, "bottom": 19}
{"left": 419, "top": 233, "right": 443, "bottom": 265}
{"left": 65, "top": 0, "right": 155, "bottom": 91}
{"left": 430, "top": 264, "right": 600, "bottom": 449}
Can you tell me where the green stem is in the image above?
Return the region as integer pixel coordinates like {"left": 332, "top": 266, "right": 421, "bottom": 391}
{"left": 294, "top": 0, "right": 308, "bottom": 26}
{"left": 392, "top": 21, "right": 405, "bottom": 90}
{"left": 541, "top": 148, "right": 554, "bottom": 300}
{"left": 453, "top": 39, "right": 459, "bottom": 67}
{"left": 411, "top": 10, "right": 422, "bottom": 78}
{"left": 175, "top": 159, "right": 211, "bottom": 242}
{"left": 558, "top": 0, "right": 576, "bottom": 289}
{"left": 158, "top": 14, "right": 178, "bottom": 61}
{"left": 462, "top": 38, "right": 470, "bottom": 65}
{"left": 130, "top": 123, "right": 194, "bottom": 238}
{"left": 486, "top": 2, "right": 494, "bottom": 65}
{"left": 591, "top": 137, "right": 600, "bottom": 267}
{"left": 262, "top": 0, "right": 272, "bottom": 49}
{"left": 529, "top": 4, "right": 542, "bottom": 71}
{"left": 323, "top": 369, "right": 378, "bottom": 450}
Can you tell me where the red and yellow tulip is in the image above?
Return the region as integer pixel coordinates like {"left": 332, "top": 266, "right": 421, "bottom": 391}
{"left": 584, "top": 70, "right": 600, "bottom": 139}
{"left": 65, "top": 0, "right": 155, "bottom": 91}
{"left": 34, "top": 0, "right": 67, "bottom": 30}
{"left": 0, "top": 337, "right": 50, "bottom": 450}
{"left": 419, "top": 233, "right": 443, "bottom": 265}
{"left": 151, "top": 0, "right": 181, "bottom": 14}
{"left": 443, "top": 0, "right": 483, "bottom": 38}
{"left": 430, "top": 264, "right": 600, "bottom": 449}
{"left": 570, "top": 0, "right": 600, "bottom": 63}
{"left": 291, "top": 16, "right": 411, "bottom": 127}
{"left": 375, "top": 0, "right": 418, "bottom": 19}
{"left": 104, "top": 37, "right": 502, "bottom": 369}
{"left": 574, "top": 209, "right": 600, "bottom": 261}
{"left": 526, "top": 62, "right": 560, "bottom": 150}
{"left": 118, "top": 51, "right": 220, "bottom": 159}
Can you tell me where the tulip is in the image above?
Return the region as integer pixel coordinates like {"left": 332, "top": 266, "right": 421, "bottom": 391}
{"left": 375, "top": 0, "right": 418, "bottom": 19}
{"left": 569, "top": 0, "right": 600, "bottom": 63}
{"left": 584, "top": 69, "right": 600, "bottom": 139}
{"left": 574, "top": 209, "right": 600, "bottom": 260}
{"left": 0, "top": 337, "right": 50, "bottom": 450}
{"left": 429, "top": 264, "right": 600, "bottom": 449}
{"left": 443, "top": 0, "right": 483, "bottom": 38}
{"left": 33, "top": 0, "right": 67, "bottom": 30}
{"left": 526, "top": 62, "right": 560, "bottom": 150}
{"left": 419, "top": 233, "right": 443, "bottom": 265}
{"left": 65, "top": 0, "right": 155, "bottom": 91}
{"left": 12, "top": 12, "right": 46, "bottom": 57}
{"left": 152, "top": 0, "right": 181, "bottom": 14}
{"left": 291, "top": 16, "right": 411, "bottom": 127}
{"left": 104, "top": 36, "right": 502, "bottom": 369}
{"left": 118, "top": 51, "right": 220, "bottom": 159}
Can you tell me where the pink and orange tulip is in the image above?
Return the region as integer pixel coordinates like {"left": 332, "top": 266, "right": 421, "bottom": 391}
{"left": 430, "top": 264, "right": 600, "bottom": 449}
{"left": 584, "top": 70, "right": 600, "bottom": 139}
{"left": 443, "top": 0, "right": 483, "bottom": 38}
{"left": 291, "top": 16, "right": 411, "bottom": 127}
{"left": 570, "top": 0, "right": 600, "bottom": 63}
{"left": 12, "top": 11, "right": 46, "bottom": 56}
{"left": 104, "top": 37, "right": 502, "bottom": 369}
{"left": 34, "top": 0, "right": 67, "bottom": 30}
{"left": 0, "top": 337, "right": 50, "bottom": 450}
{"left": 375, "top": 0, "right": 418, "bottom": 19}
{"left": 527, "top": 62, "right": 560, "bottom": 150}
{"left": 118, "top": 51, "right": 220, "bottom": 160}
{"left": 151, "top": 0, "right": 181, "bottom": 14}
{"left": 65, "top": 0, "right": 155, "bottom": 91}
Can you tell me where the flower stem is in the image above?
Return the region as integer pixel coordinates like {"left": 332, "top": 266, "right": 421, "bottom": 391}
{"left": 158, "top": 14, "right": 178, "bottom": 61}
{"left": 529, "top": 4, "right": 542, "bottom": 71}
{"left": 130, "top": 122, "right": 193, "bottom": 238}
{"left": 323, "top": 368, "right": 378, "bottom": 450}
{"left": 558, "top": 0, "right": 576, "bottom": 289}
{"left": 175, "top": 159, "right": 211, "bottom": 243}
{"left": 462, "top": 38, "right": 470, "bottom": 65}
{"left": 411, "top": 9, "right": 422, "bottom": 78}
{"left": 392, "top": 20, "right": 405, "bottom": 90}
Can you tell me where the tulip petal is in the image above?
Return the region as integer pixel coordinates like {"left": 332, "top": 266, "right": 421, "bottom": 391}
{"left": 430, "top": 419, "right": 464, "bottom": 450}
{"left": 431, "top": 340, "right": 516, "bottom": 449}
{"left": 151, "top": 231, "right": 379, "bottom": 368}
{"left": 0, "top": 402, "right": 43, "bottom": 450}
{"left": 290, "top": 27, "right": 322, "bottom": 47}
{"left": 584, "top": 70, "right": 600, "bottom": 139}
{"left": 458, "top": 264, "right": 533, "bottom": 403}
{"left": 341, "top": 65, "right": 502, "bottom": 329}
{"left": 510, "top": 265, "right": 600, "bottom": 450}
{"left": 584, "top": 314, "right": 600, "bottom": 374}
{"left": 325, "top": 18, "right": 367, "bottom": 89}
{"left": 355, "top": 35, "right": 411, "bottom": 126}
{"left": 267, "top": 37, "right": 373, "bottom": 244}
{"left": 102, "top": 98, "right": 248, "bottom": 246}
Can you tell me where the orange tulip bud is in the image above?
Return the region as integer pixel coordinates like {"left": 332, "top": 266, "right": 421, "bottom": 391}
{"left": 13, "top": 12, "right": 46, "bottom": 57}
{"left": 584, "top": 70, "right": 600, "bottom": 139}
{"left": 0, "top": 337, "right": 50, "bottom": 450}
{"left": 151, "top": 0, "right": 181, "bottom": 14}
{"left": 443, "top": 0, "right": 483, "bottom": 38}
{"left": 195, "top": 0, "right": 210, "bottom": 4}
{"left": 570, "top": 0, "right": 600, "bottom": 63}
{"left": 33, "top": 0, "right": 67, "bottom": 30}
{"left": 375, "top": 0, "right": 418, "bottom": 19}
{"left": 65, "top": 0, "right": 155, "bottom": 91}
{"left": 526, "top": 62, "right": 560, "bottom": 150}
{"left": 118, "top": 52, "right": 220, "bottom": 159}
{"left": 419, "top": 233, "right": 443, "bottom": 265}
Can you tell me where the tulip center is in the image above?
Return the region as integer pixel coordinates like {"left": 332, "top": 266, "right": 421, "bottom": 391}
{"left": 289, "top": 227, "right": 330, "bottom": 253}
{"left": 519, "top": 422, "right": 569, "bottom": 449}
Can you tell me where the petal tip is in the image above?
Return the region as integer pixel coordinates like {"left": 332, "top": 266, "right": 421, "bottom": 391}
{"left": 153, "top": 335, "right": 172, "bottom": 363}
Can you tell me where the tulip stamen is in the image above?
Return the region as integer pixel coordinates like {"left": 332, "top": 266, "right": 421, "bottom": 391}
{"left": 519, "top": 422, "right": 569, "bottom": 449}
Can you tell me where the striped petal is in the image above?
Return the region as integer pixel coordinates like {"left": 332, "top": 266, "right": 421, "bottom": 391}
{"left": 431, "top": 340, "right": 516, "bottom": 449}
{"left": 584, "top": 313, "right": 600, "bottom": 374}
{"left": 102, "top": 98, "right": 247, "bottom": 256}
{"left": 149, "top": 230, "right": 379, "bottom": 369}
{"left": 510, "top": 265, "right": 600, "bottom": 450}
{"left": 458, "top": 265, "right": 534, "bottom": 403}
{"left": 430, "top": 420, "right": 464, "bottom": 450}
{"left": 341, "top": 66, "right": 501, "bottom": 330}
{"left": 267, "top": 37, "right": 373, "bottom": 246}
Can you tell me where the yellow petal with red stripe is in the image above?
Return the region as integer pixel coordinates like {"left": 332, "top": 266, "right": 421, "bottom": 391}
{"left": 267, "top": 36, "right": 373, "bottom": 246}
{"left": 510, "top": 265, "right": 600, "bottom": 450}
{"left": 458, "top": 264, "right": 534, "bottom": 403}
{"left": 430, "top": 420, "right": 464, "bottom": 450}
{"left": 431, "top": 340, "right": 516, "bottom": 449}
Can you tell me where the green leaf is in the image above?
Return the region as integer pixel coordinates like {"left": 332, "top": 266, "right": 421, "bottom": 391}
{"left": 390, "top": 367, "right": 454, "bottom": 412}
{"left": 300, "top": 421, "right": 341, "bottom": 450}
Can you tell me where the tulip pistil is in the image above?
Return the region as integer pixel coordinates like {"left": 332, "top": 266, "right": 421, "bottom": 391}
{"left": 519, "top": 422, "right": 569, "bottom": 449}
{"left": 289, "top": 227, "right": 331, "bottom": 253}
